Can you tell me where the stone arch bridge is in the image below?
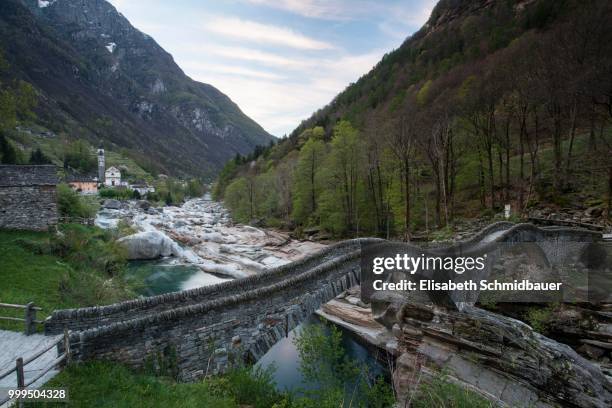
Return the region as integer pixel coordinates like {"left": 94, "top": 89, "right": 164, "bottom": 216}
{"left": 44, "top": 223, "right": 604, "bottom": 381}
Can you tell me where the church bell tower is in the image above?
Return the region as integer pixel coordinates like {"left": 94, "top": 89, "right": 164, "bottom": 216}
{"left": 97, "top": 145, "right": 105, "bottom": 185}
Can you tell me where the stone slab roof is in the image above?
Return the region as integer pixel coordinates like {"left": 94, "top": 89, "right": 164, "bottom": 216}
{"left": 0, "top": 165, "right": 59, "bottom": 187}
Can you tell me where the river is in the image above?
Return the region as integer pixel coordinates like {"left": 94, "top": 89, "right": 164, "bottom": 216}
{"left": 95, "top": 195, "right": 388, "bottom": 393}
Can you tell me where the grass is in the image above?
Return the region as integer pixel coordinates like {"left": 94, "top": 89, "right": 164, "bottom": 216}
{"left": 411, "top": 375, "right": 495, "bottom": 408}
{"left": 0, "top": 229, "right": 75, "bottom": 331}
{"left": 33, "top": 361, "right": 238, "bottom": 408}
{"left": 31, "top": 361, "right": 494, "bottom": 408}
{"left": 0, "top": 225, "right": 135, "bottom": 332}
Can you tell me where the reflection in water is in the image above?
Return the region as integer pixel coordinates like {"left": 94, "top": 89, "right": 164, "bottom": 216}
{"left": 256, "top": 315, "right": 388, "bottom": 393}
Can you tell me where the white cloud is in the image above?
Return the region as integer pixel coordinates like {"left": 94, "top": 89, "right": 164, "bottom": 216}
{"left": 203, "top": 16, "right": 334, "bottom": 50}
{"left": 245, "top": 0, "right": 371, "bottom": 20}
{"left": 180, "top": 62, "right": 285, "bottom": 80}
{"left": 186, "top": 49, "right": 384, "bottom": 136}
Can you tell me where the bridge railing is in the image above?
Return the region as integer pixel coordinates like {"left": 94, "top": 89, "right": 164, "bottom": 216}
{"left": 0, "top": 302, "right": 43, "bottom": 335}
{"left": 0, "top": 330, "right": 71, "bottom": 406}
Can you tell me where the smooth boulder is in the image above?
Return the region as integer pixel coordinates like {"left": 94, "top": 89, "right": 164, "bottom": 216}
{"left": 102, "top": 199, "right": 122, "bottom": 209}
{"left": 118, "top": 231, "right": 179, "bottom": 260}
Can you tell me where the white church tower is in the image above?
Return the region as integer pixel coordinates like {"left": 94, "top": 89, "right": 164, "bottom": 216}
{"left": 97, "top": 145, "right": 105, "bottom": 185}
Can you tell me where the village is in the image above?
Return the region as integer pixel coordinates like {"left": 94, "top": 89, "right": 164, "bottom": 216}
{"left": 66, "top": 146, "right": 156, "bottom": 198}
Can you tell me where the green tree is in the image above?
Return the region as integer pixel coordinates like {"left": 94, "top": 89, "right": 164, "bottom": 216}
{"left": 63, "top": 140, "right": 96, "bottom": 173}
{"left": 292, "top": 137, "right": 326, "bottom": 225}
{"left": 29, "top": 148, "right": 51, "bottom": 164}
{"left": 224, "top": 177, "right": 253, "bottom": 222}
{"left": 0, "top": 132, "right": 18, "bottom": 164}
{"left": 319, "top": 121, "right": 364, "bottom": 235}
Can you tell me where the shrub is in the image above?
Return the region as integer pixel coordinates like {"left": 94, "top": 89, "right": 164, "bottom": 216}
{"left": 57, "top": 183, "right": 97, "bottom": 218}
{"left": 209, "top": 366, "right": 283, "bottom": 408}
{"left": 293, "top": 321, "right": 395, "bottom": 407}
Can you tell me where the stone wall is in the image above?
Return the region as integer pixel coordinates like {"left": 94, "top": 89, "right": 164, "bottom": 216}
{"left": 0, "top": 185, "right": 58, "bottom": 231}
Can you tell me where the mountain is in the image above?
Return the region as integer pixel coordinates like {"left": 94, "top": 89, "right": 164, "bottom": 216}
{"left": 0, "top": 0, "right": 274, "bottom": 177}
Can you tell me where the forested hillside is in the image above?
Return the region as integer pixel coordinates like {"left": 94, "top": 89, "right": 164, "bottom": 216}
{"left": 214, "top": 0, "right": 612, "bottom": 239}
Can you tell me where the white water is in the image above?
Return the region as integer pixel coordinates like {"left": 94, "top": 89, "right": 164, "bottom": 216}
{"left": 96, "top": 194, "right": 326, "bottom": 290}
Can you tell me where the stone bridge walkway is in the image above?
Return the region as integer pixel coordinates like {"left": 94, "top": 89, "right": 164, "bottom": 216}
{"left": 0, "top": 330, "right": 61, "bottom": 406}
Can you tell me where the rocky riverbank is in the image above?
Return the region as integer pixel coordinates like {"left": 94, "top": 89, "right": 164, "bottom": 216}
{"left": 96, "top": 195, "right": 326, "bottom": 281}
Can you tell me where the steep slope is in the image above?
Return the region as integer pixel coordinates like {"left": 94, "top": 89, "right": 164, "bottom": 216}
{"left": 0, "top": 0, "right": 273, "bottom": 177}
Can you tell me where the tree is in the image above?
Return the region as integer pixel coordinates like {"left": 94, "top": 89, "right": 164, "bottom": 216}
{"left": 29, "top": 148, "right": 51, "bottom": 164}
{"left": 0, "top": 132, "right": 18, "bottom": 164}
{"left": 385, "top": 112, "right": 416, "bottom": 238}
{"left": 327, "top": 121, "right": 363, "bottom": 234}
{"left": 292, "top": 137, "right": 326, "bottom": 225}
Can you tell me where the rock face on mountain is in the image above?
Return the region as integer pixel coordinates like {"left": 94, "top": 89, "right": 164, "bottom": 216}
{"left": 0, "top": 0, "right": 273, "bottom": 176}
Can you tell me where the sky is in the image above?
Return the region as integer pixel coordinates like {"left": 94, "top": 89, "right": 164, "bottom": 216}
{"left": 107, "top": 0, "right": 437, "bottom": 137}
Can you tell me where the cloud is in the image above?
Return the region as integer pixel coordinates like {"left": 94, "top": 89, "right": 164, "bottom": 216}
{"left": 204, "top": 16, "right": 334, "bottom": 50}
{"left": 189, "top": 44, "right": 305, "bottom": 68}
{"left": 180, "top": 62, "right": 285, "bottom": 80}
{"left": 245, "top": 0, "right": 371, "bottom": 20}
{"left": 186, "top": 48, "right": 384, "bottom": 136}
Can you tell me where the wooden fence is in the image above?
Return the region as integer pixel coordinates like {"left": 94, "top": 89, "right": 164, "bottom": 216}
{"left": 0, "top": 330, "right": 70, "bottom": 406}
{"left": 0, "top": 303, "right": 43, "bottom": 335}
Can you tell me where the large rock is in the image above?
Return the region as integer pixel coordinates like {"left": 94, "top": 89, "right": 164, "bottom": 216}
{"left": 373, "top": 296, "right": 612, "bottom": 407}
{"left": 102, "top": 199, "right": 121, "bottom": 209}
{"left": 118, "top": 231, "right": 179, "bottom": 260}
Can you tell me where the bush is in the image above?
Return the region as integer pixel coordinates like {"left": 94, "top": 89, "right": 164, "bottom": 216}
{"left": 99, "top": 187, "right": 133, "bottom": 201}
{"left": 57, "top": 183, "right": 97, "bottom": 218}
{"left": 209, "top": 366, "right": 283, "bottom": 408}
{"left": 293, "top": 321, "right": 395, "bottom": 407}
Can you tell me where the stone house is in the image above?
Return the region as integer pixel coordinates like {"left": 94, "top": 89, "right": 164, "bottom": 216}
{"left": 68, "top": 178, "right": 98, "bottom": 195}
{"left": 0, "top": 165, "right": 59, "bottom": 231}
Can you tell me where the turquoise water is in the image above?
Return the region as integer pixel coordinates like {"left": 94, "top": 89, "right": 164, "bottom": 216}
{"left": 126, "top": 261, "right": 209, "bottom": 296}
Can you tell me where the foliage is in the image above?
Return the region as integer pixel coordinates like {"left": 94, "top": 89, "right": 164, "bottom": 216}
{"left": 525, "top": 305, "right": 557, "bottom": 334}
{"left": 63, "top": 139, "right": 96, "bottom": 173}
{"left": 57, "top": 183, "right": 98, "bottom": 218}
{"left": 38, "top": 361, "right": 236, "bottom": 408}
{"left": 208, "top": 366, "right": 285, "bottom": 408}
{"left": 293, "top": 321, "right": 395, "bottom": 407}
{"left": 29, "top": 147, "right": 51, "bottom": 164}
{"left": 0, "top": 131, "right": 18, "bottom": 163}
{"left": 99, "top": 187, "right": 135, "bottom": 201}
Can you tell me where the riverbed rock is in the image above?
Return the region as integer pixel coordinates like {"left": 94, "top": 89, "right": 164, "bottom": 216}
{"left": 118, "top": 231, "right": 178, "bottom": 260}
{"left": 376, "top": 297, "right": 612, "bottom": 407}
{"left": 102, "top": 199, "right": 121, "bottom": 209}
{"left": 136, "top": 200, "right": 151, "bottom": 210}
